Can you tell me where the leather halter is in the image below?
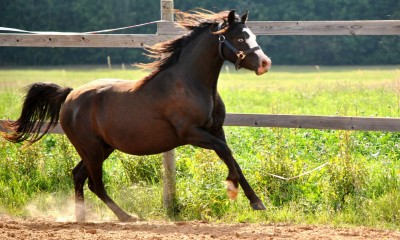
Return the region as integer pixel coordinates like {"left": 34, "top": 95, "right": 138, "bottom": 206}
{"left": 217, "top": 22, "right": 261, "bottom": 70}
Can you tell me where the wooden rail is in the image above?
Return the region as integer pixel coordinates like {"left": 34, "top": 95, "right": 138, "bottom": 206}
{"left": 157, "top": 20, "right": 400, "bottom": 36}
{"left": 224, "top": 114, "right": 400, "bottom": 132}
{"left": 0, "top": 34, "right": 172, "bottom": 48}
{"left": 2, "top": 114, "right": 400, "bottom": 134}
{"left": 1, "top": 20, "right": 399, "bottom": 49}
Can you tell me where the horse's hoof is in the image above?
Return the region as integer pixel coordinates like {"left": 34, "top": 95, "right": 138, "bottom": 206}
{"left": 75, "top": 211, "right": 85, "bottom": 222}
{"left": 250, "top": 201, "right": 266, "bottom": 210}
{"left": 119, "top": 214, "right": 138, "bottom": 222}
{"left": 225, "top": 180, "right": 238, "bottom": 200}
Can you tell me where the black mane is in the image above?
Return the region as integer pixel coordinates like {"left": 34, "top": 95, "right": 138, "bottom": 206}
{"left": 137, "top": 10, "right": 230, "bottom": 82}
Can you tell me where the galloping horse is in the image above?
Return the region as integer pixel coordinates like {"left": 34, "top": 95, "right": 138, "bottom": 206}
{"left": 2, "top": 10, "right": 271, "bottom": 222}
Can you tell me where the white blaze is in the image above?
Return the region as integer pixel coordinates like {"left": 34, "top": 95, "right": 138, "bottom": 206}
{"left": 242, "top": 27, "right": 259, "bottom": 50}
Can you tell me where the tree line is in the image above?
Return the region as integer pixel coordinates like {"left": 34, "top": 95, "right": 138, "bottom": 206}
{"left": 0, "top": 0, "right": 399, "bottom": 66}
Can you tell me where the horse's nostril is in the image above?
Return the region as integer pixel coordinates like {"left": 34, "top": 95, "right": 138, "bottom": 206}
{"left": 261, "top": 57, "right": 272, "bottom": 69}
{"left": 262, "top": 61, "right": 268, "bottom": 67}
{"left": 262, "top": 59, "right": 269, "bottom": 68}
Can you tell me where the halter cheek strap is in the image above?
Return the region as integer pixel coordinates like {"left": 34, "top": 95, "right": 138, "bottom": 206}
{"left": 217, "top": 23, "right": 261, "bottom": 70}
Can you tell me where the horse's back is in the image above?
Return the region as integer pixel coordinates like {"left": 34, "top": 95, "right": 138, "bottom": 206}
{"left": 60, "top": 78, "right": 138, "bottom": 141}
{"left": 61, "top": 78, "right": 138, "bottom": 123}
{"left": 68, "top": 78, "right": 140, "bottom": 95}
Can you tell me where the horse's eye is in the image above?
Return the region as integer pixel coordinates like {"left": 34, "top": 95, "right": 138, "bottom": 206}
{"left": 238, "top": 38, "right": 244, "bottom": 43}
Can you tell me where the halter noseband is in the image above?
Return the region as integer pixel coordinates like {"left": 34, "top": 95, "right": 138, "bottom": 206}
{"left": 217, "top": 22, "right": 261, "bottom": 70}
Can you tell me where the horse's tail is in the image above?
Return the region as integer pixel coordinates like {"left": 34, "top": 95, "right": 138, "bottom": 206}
{"left": 1, "top": 82, "right": 73, "bottom": 144}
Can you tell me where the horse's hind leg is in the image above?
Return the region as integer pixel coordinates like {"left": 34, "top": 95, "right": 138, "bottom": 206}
{"left": 86, "top": 158, "right": 136, "bottom": 222}
{"left": 77, "top": 144, "right": 136, "bottom": 222}
{"left": 72, "top": 160, "right": 88, "bottom": 222}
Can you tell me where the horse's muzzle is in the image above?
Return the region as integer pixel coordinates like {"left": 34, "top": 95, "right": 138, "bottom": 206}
{"left": 256, "top": 56, "right": 272, "bottom": 75}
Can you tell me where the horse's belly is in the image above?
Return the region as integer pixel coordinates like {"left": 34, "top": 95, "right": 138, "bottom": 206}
{"left": 104, "top": 120, "right": 181, "bottom": 156}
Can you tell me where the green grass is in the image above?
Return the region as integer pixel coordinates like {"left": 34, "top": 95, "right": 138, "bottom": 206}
{"left": 219, "top": 66, "right": 400, "bottom": 116}
{"left": 0, "top": 66, "right": 400, "bottom": 229}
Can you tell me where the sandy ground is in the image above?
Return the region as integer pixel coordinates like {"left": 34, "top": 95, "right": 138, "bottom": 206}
{"left": 1, "top": 216, "right": 400, "bottom": 240}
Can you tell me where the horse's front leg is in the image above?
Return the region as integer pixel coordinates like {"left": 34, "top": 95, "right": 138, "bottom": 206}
{"left": 186, "top": 127, "right": 240, "bottom": 198}
{"left": 213, "top": 128, "right": 266, "bottom": 210}
{"left": 185, "top": 127, "right": 266, "bottom": 210}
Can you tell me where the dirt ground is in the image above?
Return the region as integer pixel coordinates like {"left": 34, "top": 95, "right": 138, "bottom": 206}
{"left": 1, "top": 215, "right": 400, "bottom": 240}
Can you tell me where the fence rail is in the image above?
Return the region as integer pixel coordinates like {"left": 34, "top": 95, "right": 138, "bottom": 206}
{"left": 1, "top": 20, "right": 399, "bottom": 48}
{"left": 2, "top": 114, "right": 400, "bottom": 134}
{"left": 157, "top": 20, "right": 400, "bottom": 36}
{"left": 224, "top": 114, "right": 400, "bottom": 131}
{"left": 0, "top": 34, "right": 171, "bottom": 48}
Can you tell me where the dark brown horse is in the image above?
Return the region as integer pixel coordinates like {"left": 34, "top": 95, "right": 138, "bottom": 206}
{"left": 2, "top": 10, "right": 271, "bottom": 222}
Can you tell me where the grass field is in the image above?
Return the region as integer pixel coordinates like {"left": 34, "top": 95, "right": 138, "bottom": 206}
{"left": 0, "top": 66, "right": 400, "bottom": 229}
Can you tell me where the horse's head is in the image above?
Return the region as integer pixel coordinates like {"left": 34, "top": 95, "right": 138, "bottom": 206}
{"left": 217, "top": 10, "right": 271, "bottom": 75}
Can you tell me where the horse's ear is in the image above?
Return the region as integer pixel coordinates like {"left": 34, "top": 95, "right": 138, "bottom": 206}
{"left": 241, "top": 10, "right": 249, "bottom": 23}
{"left": 228, "top": 10, "right": 236, "bottom": 25}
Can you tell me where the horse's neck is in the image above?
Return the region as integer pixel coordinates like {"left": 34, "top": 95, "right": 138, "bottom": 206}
{"left": 178, "top": 31, "right": 224, "bottom": 90}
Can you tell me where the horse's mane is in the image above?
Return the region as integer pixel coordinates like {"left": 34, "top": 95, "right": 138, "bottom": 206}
{"left": 137, "top": 9, "right": 230, "bottom": 82}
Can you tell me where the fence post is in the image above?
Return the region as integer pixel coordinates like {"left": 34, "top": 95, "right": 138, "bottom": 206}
{"left": 161, "top": 0, "right": 174, "bottom": 22}
{"left": 160, "top": 0, "right": 176, "bottom": 216}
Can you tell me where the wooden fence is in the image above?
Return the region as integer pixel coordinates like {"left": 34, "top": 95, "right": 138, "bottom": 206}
{"left": 1, "top": 20, "right": 399, "bottom": 48}
{"left": 1, "top": 0, "right": 400, "bottom": 213}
